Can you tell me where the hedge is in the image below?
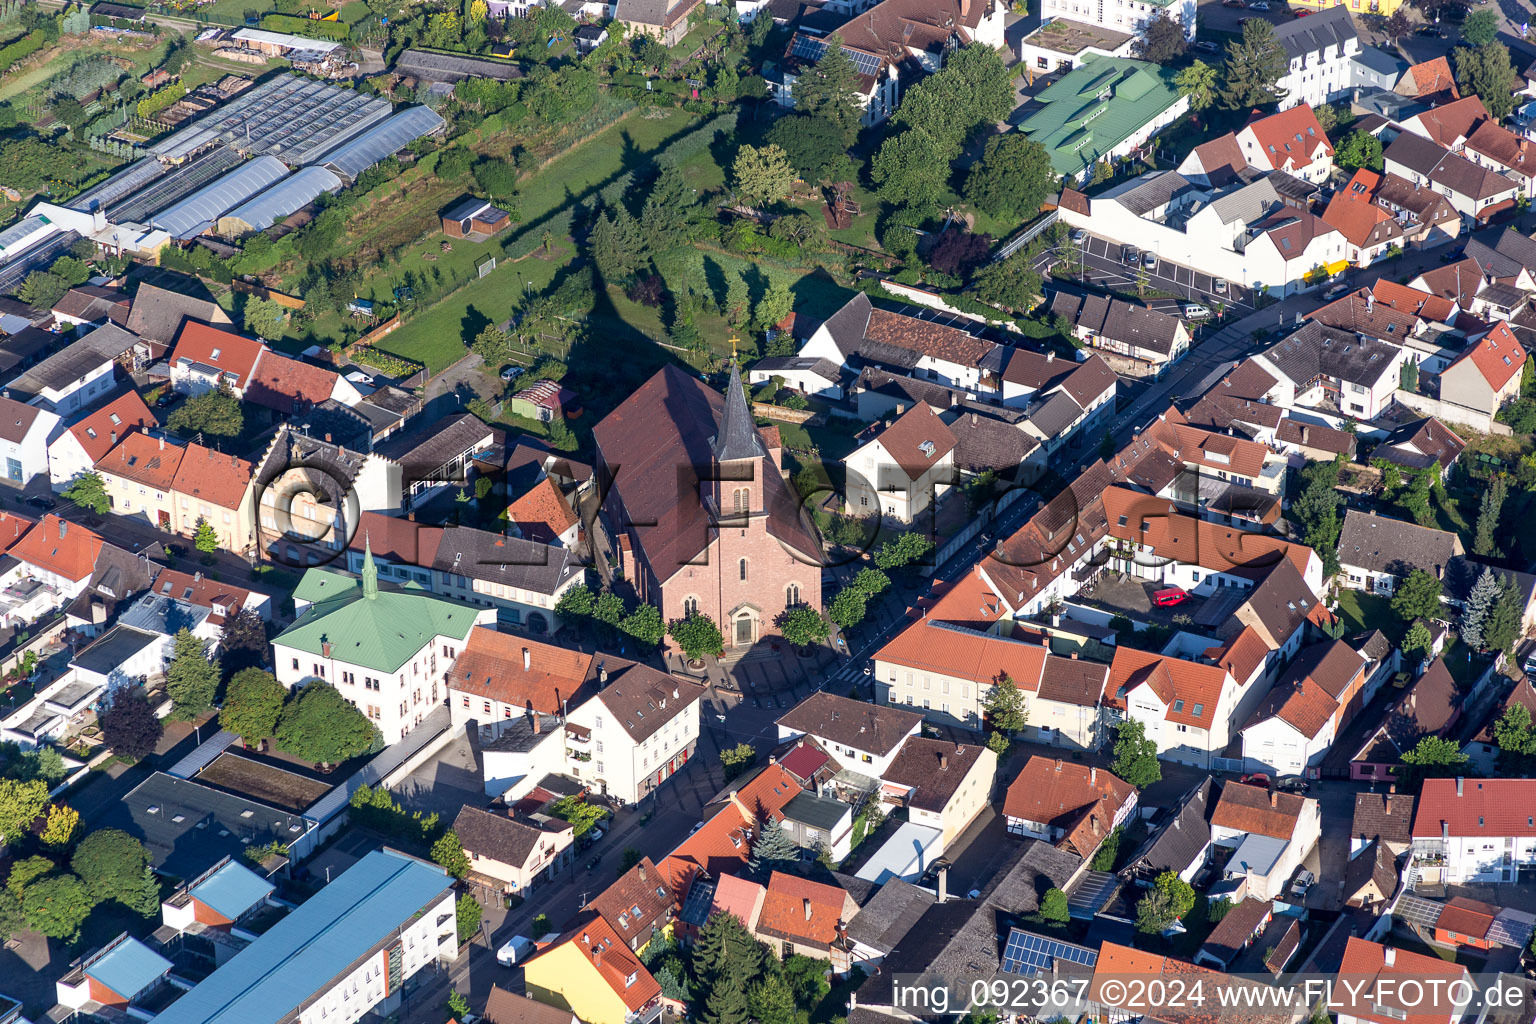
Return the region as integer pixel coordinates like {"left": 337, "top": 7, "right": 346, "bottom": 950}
{"left": 260, "top": 13, "right": 352, "bottom": 41}
{"left": 0, "top": 29, "right": 44, "bottom": 71}
{"left": 136, "top": 80, "right": 185, "bottom": 118}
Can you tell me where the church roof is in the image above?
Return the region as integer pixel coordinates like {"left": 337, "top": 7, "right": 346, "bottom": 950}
{"left": 713, "top": 360, "right": 769, "bottom": 462}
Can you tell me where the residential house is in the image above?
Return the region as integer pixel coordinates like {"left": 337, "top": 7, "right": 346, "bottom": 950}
{"left": 169, "top": 443, "right": 256, "bottom": 554}
{"left": 1333, "top": 938, "right": 1470, "bottom": 1024}
{"left": 1046, "top": 292, "right": 1189, "bottom": 375}
{"left": 747, "top": 356, "right": 845, "bottom": 400}
{"left": 375, "top": 412, "right": 495, "bottom": 504}
{"left": 612, "top": 0, "right": 701, "bottom": 45}
{"left": 254, "top": 426, "right": 403, "bottom": 567}
{"left": 1400, "top": 95, "right": 1488, "bottom": 151}
{"left": 1323, "top": 170, "right": 1405, "bottom": 266}
{"left": 48, "top": 388, "right": 155, "bottom": 491}
{"left": 1244, "top": 210, "right": 1349, "bottom": 299}
{"left": 878, "top": 738, "right": 995, "bottom": 850}
{"left": 1372, "top": 171, "right": 1463, "bottom": 250}
{"left": 752, "top": 872, "right": 859, "bottom": 970}
{"left": 1210, "top": 781, "right": 1322, "bottom": 900}
{"left": 272, "top": 552, "right": 496, "bottom": 743}
{"left": 588, "top": 858, "right": 675, "bottom": 952}
{"left": 144, "top": 566, "right": 271, "bottom": 623}
{"left": 1240, "top": 640, "right": 1371, "bottom": 777}
{"left": 1195, "top": 898, "right": 1275, "bottom": 970}
{"left": 245, "top": 348, "right": 362, "bottom": 415}
{"left": 1001, "top": 756, "right": 1136, "bottom": 856}
{"left": 1439, "top": 322, "right": 1526, "bottom": 418}
{"left": 1433, "top": 896, "right": 1502, "bottom": 949}
{"left": 346, "top": 513, "right": 584, "bottom": 634}
{"left": 6, "top": 514, "right": 102, "bottom": 604}
{"left": 1121, "top": 776, "right": 1215, "bottom": 884}
{"left": 1351, "top": 656, "right": 1461, "bottom": 781}
{"left": 1383, "top": 133, "right": 1522, "bottom": 226}
{"left": 122, "top": 279, "right": 233, "bottom": 362}
{"left": 159, "top": 857, "right": 275, "bottom": 934}
{"left": 1373, "top": 417, "right": 1465, "bottom": 481}
{"left": 1270, "top": 6, "right": 1360, "bottom": 110}
{"left": 451, "top": 805, "right": 573, "bottom": 895}
{"left": 873, "top": 617, "right": 1110, "bottom": 747}
{"left": 799, "top": 293, "right": 1004, "bottom": 395}
{"left": 844, "top": 402, "right": 957, "bottom": 523}
{"left": 1396, "top": 57, "right": 1459, "bottom": 101}
{"left": 1464, "top": 121, "right": 1536, "bottom": 198}
{"left": 1111, "top": 647, "right": 1252, "bottom": 769}
{"left": 594, "top": 363, "right": 821, "bottom": 651}
{"left": 776, "top": 692, "right": 923, "bottom": 777}
{"left": 169, "top": 322, "right": 266, "bottom": 397}
{"left": 484, "top": 987, "right": 579, "bottom": 1024}
{"left": 4, "top": 323, "right": 134, "bottom": 416}
{"left": 0, "top": 395, "right": 58, "bottom": 487}
{"left": 1237, "top": 105, "right": 1336, "bottom": 183}
{"left": 1015, "top": 56, "right": 1189, "bottom": 179}
{"left": 1463, "top": 228, "right": 1536, "bottom": 293}
{"left": 777, "top": 790, "right": 855, "bottom": 862}
{"left": 1337, "top": 509, "right": 1462, "bottom": 597}
{"left": 1343, "top": 837, "right": 1400, "bottom": 910}
{"left": 51, "top": 285, "right": 130, "bottom": 329}
{"left": 1461, "top": 676, "right": 1536, "bottom": 773}
{"left": 1352, "top": 786, "right": 1415, "bottom": 857}
{"left": 507, "top": 476, "right": 580, "bottom": 547}
{"left": 94, "top": 433, "right": 185, "bottom": 532}
{"left": 661, "top": 764, "right": 804, "bottom": 912}
{"left": 1411, "top": 777, "right": 1536, "bottom": 885}
{"left": 521, "top": 919, "right": 662, "bottom": 1024}
{"left": 54, "top": 935, "right": 174, "bottom": 1014}
{"left": 1038, "top": 0, "right": 1193, "bottom": 38}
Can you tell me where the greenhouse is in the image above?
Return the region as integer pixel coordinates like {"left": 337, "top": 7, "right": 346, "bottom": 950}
{"left": 312, "top": 106, "right": 446, "bottom": 182}
{"left": 219, "top": 165, "right": 344, "bottom": 236}
{"left": 150, "top": 156, "right": 291, "bottom": 240}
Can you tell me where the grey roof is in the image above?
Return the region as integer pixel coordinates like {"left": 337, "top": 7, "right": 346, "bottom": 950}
{"left": 222, "top": 166, "right": 343, "bottom": 232}
{"left": 752, "top": 355, "right": 843, "bottom": 380}
{"left": 452, "top": 805, "right": 560, "bottom": 866}
{"left": 125, "top": 278, "right": 227, "bottom": 345}
{"left": 1272, "top": 3, "right": 1357, "bottom": 60}
{"left": 119, "top": 593, "right": 211, "bottom": 637}
{"left": 6, "top": 323, "right": 137, "bottom": 397}
{"left": 781, "top": 790, "right": 849, "bottom": 831}
{"left": 942, "top": 407, "right": 1041, "bottom": 479}
{"left": 375, "top": 411, "right": 494, "bottom": 478}
{"left": 845, "top": 878, "right": 936, "bottom": 953}
{"left": 1124, "top": 776, "right": 1214, "bottom": 877}
{"left": 154, "top": 75, "right": 393, "bottom": 165}
{"left": 429, "top": 525, "right": 582, "bottom": 597}
{"left": 316, "top": 105, "right": 445, "bottom": 181}
{"left": 1269, "top": 170, "right": 1321, "bottom": 206}
{"left": 616, "top": 0, "right": 674, "bottom": 26}
{"left": 819, "top": 292, "right": 875, "bottom": 360}
{"left": 1353, "top": 45, "right": 1407, "bottom": 77}
{"left": 1337, "top": 508, "right": 1460, "bottom": 577}
{"left": 152, "top": 156, "right": 291, "bottom": 240}
{"left": 1027, "top": 389, "right": 1084, "bottom": 436}
{"left": 1103, "top": 170, "right": 1198, "bottom": 216}
{"left": 1053, "top": 292, "right": 1184, "bottom": 355}
{"left": 72, "top": 625, "right": 162, "bottom": 674}
{"left": 1261, "top": 320, "right": 1400, "bottom": 389}
{"left": 1466, "top": 227, "right": 1536, "bottom": 282}
{"left": 395, "top": 48, "right": 525, "bottom": 82}
{"left": 713, "top": 361, "right": 769, "bottom": 462}
{"left": 1207, "top": 177, "right": 1281, "bottom": 225}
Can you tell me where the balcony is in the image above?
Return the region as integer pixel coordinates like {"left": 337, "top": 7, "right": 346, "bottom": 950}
{"left": 568, "top": 749, "right": 592, "bottom": 762}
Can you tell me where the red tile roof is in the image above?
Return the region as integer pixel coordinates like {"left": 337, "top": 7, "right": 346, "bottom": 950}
{"left": 1408, "top": 96, "right": 1488, "bottom": 148}
{"left": 1211, "top": 781, "right": 1307, "bottom": 840}
{"left": 170, "top": 322, "right": 266, "bottom": 387}
{"left": 1465, "top": 121, "right": 1536, "bottom": 179}
{"left": 1242, "top": 106, "right": 1334, "bottom": 172}
{"left": 1102, "top": 486, "right": 1315, "bottom": 578}
{"left": 10, "top": 515, "right": 103, "bottom": 582}
{"left": 659, "top": 803, "right": 754, "bottom": 901}
{"left": 97, "top": 433, "right": 185, "bottom": 490}
{"left": 0, "top": 511, "right": 36, "bottom": 555}
{"left": 731, "top": 762, "right": 804, "bottom": 823}
{"left": 756, "top": 871, "right": 849, "bottom": 948}
{"left": 1002, "top": 756, "right": 1134, "bottom": 855}
{"left": 1436, "top": 896, "right": 1497, "bottom": 939}
{"left": 507, "top": 476, "right": 578, "bottom": 545}
{"left": 147, "top": 567, "right": 256, "bottom": 625}
{"left": 536, "top": 917, "right": 660, "bottom": 1011}
{"left": 171, "top": 442, "right": 254, "bottom": 511}
{"left": 860, "top": 402, "right": 957, "bottom": 481}
{"left": 1203, "top": 626, "right": 1268, "bottom": 686}
{"left": 1335, "top": 937, "right": 1466, "bottom": 1024}
{"left": 67, "top": 390, "right": 156, "bottom": 464}
{"left": 448, "top": 627, "right": 593, "bottom": 716}
{"left": 1406, "top": 57, "right": 1458, "bottom": 98}
{"left": 1449, "top": 321, "right": 1526, "bottom": 392}
{"left": 1412, "top": 777, "right": 1536, "bottom": 837}
{"left": 1110, "top": 647, "right": 1229, "bottom": 728}
{"left": 245, "top": 350, "right": 338, "bottom": 414}
{"left": 1370, "top": 280, "right": 1457, "bottom": 324}
{"left": 1323, "top": 169, "right": 1404, "bottom": 249}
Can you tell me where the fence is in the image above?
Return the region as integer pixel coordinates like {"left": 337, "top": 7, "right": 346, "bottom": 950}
{"left": 1393, "top": 390, "right": 1510, "bottom": 436}
{"left": 751, "top": 401, "right": 816, "bottom": 424}
{"left": 992, "top": 209, "right": 1059, "bottom": 262}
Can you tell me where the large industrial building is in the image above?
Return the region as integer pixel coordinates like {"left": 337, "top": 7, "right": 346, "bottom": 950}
{"left": 1, "top": 75, "right": 445, "bottom": 282}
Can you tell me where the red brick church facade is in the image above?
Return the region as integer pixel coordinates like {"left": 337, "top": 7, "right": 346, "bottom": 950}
{"left": 592, "top": 363, "right": 824, "bottom": 650}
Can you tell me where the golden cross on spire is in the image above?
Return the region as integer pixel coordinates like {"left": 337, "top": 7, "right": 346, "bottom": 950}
{"left": 728, "top": 335, "right": 740, "bottom": 360}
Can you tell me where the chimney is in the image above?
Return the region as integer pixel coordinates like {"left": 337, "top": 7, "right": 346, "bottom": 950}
{"left": 836, "top": 919, "right": 848, "bottom": 945}
{"left": 1301, "top": 425, "right": 1310, "bottom": 443}
{"left": 1047, "top": 351, "right": 1056, "bottom": 362}
{"left": 600, "top": 666, "right": 609, "bottom": 685}
{"left": 1091, "top": 767, "right": 1097, "bottom": 785}
{"left": 321, "top": 640, "right": 332, "bottom": 657}
{"left": 1173, "top": 817, "right": 1181, "bottom": 830}
{"left": 803, "top": 898, "right": 813, "bottom": 921}
{"left": 1456, "top": 776, "right": 1464, "bottom": 796}
{"left": 1385, "top": 784, "right": 1394, "bottom": 814}
{"left": 1442, "top": 821, "right": 1449, "bottom": 842}
{"left": 408, "top": 510, "right": 416, "bottom": 522}
{"left": 937, "top": 864, "right": 949, "bottom": 904}
{"left": 110, "top": 430, "right": 117, "bottom": 445}
{"left": 939, "top": 753, "right": 949, "bottom": 770}
{"left": 532, "top": 710, "right": 541, "bottom": 733}
{"left": 769, "top": 755, "right": 777, "bottom": 765}
{"left": 522, "top": 647, "right": 531, "bottom": 671}
{"left": 1070, "top": 651, "right": 1078, "bottom": 660}
{"left": 1384, "top": 948, "right": 1396, "bottom": 967}
{"left": 593, "top": 948, "right": 603, "bottom": 968}
{"left": 639, "top": 864, "right": 646, "bottom": 882}
{"left": 158, "top": 436, "right": 165, "bottom": 450}
{"left": 1054, "top": 759, "right": 1063, "bottom": 772}
{"left": 1270, "top": 789, "right": 1278, "bottom": 808}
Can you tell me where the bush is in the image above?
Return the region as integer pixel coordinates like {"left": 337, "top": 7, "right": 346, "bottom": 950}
{"left": 261, "top": 12, "right": 352, "bottom": 40}
{"left": 0, "top": 31, "right": 45, "bottom": 72}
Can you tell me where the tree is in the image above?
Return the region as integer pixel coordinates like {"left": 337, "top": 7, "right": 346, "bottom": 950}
{"left": 19, "top": 270, "right": 68, "bottom": 310}
{"left": 964, "top": 134, "right": 1054, "bottom": 221}
{"left": 852, "top": 567, "right": 891, "bottom": 598}
{"left": 220, "top": 668, "right": 286, "bottom": 746}
{"left": 986, "top": 731, "right": 1010, "bottom": 756}
{"left": 473, "top": 325, "right": 514, "bottom": 369}
{"left": 1455, "top": 43, "right": 1518, "bottom": 120}
{"left": 1135, "top": 887, "right": 1176, "bottom": 934}
{"left": 590, "top": 208, "right": 647, "bottom": 282}
{"left": 1401, "top": 622, "right": 1433, "bottom": 662}
{"left": 1462, "top": 8, "right": 1499, "bottom": 45}
{"left": 731, "top": 144, "right": 796, "bottom": 208}
{"left": 620, "top": 604, "right": 666, "bottom": 650}
{"left": 1473, "top": 474, "right": 1508, "bottom": 557}
{"left": 555, "top": 583, "right": 596, "bottom": 626}
{"left": 1091, "top": 825, "right": 1124, "bottom": 872}
{"left": 1461, "top": 567, "right": 1502, "bottom": 651}
{"left": 62, "top": 471, "right": 111, "bottom": 514}
{"left": 669, "top": 613, "right": 724, "bottom": 662}
{"left": 243, "top": 298, "right": 287, "bottom": 341}
{"left": 1400, "top": 735, "right": 1470, "bottom": 785}
{"left": 1494, "top": 703, "right": 1536, "bottom": 774}
{"left": 871, "top": 129, "right": 952, "bottom": 212}
{"left": 982, "top": 676, "right": 1028, "bottom": 734}
{"left": 753, "top": 282, "right": 794, "bottom": 330}
{"left": 193, "top": 516, "right": 219, "bottom": 555}
{"left": 779, "top": 607, "right": 830, "bottom": 649}
{"left": 701, "top": 969, "right": 752, "bottom": 1024}
{"left": 749, "top": 821, "right": 802, "bottom": 873}
{"left": 165, "top": 628, "right": 220, "bottom": 720}
{"left": 874, "top": 532, "right": 934, "bottom": 570}
{"left": 22, "top": 874, "right": 93, "bottom": 942}
{"left": 974, "top": 251, "right": 1042, "bottom": 312}
{"left": 1335, "top": 129, "right": 1384, "bottom": 173}
{"left": 72, "top": 828, "right": 159, "bottom": 915}
{"left": 794, "top": 35, "right": 863, "bottom": 146}
{"left": 1220, "top": 19, "right": 1288, "bottom": 109}
{"left": 431, "top": 830, "right": 470, "bottom": 879}
{"left": 448, "top": 991, "right": 471, "bottom": 1021}
{"left": 747, "top": 972, "right": 798, "bottom": 1024}
{"left": 893, "top": 43, "right": 1014, "bottom": 152}
{"left": 1134, "top": 10, "right": 1187, "bottom": 62}
{"left": 168, "top": 386, "right": 244, "bottom": 440}
{"left": 219, "top": 608, "right": 269, "bottom": 677}
{"left": 549, "top": 795, "right": 607, "bottom": 837}
{"left": 1154, "top": 870, "right": 1197, "bottom": 919}
{"left": 594, "top": 591, "right": 625, "bottom": 631}
{"left": 642, "top": 164, "right": 693, "bottom": 252}
{"left": 1111, "top": 719, "right": 1161, "bottom": 789}
{"left": 0, "top": 778, "right": 49, "bottom": 843}
{"left": 766, "top": 114, "right": 853, "bottom": 183}
{"left": 617, "top": 847, "right": 643, "bottom": 879}
{"left": 1391, "top": 569, "right": 1442, "bottom": 622}
{"left": 1483, "top": 578, "right": 1522, "bottom": 656}
{"left": 98, "top": 685, "right": 162, "bottom": 761}
{"left": 1382, "top": 8, "right": 1411, "bottom": 41}
{"left": 41, "top": 805, "right": 80, "bottom": 850}
{"left": 720, "top": 741, "right": 757, "bottom": 782}
{"left": 472, "top": 157, "right": 520, "bottom": 206}
{"left": 274, "top": 680, "right": 379, "bottom": 765}
{"left": 456, "top": 892, "right": 482, "bottom": 944}
{"left": 1040, "top": 887, "right": 1070, "bottom": 924}
{"left": 1175, "top": 59, "right": 1219, "bottom": 112}
{"left": 829, "top": 587, "right": 867, "bottom": 630}
{"left": 693, "top": 910, "right": 765, "bottom": 988}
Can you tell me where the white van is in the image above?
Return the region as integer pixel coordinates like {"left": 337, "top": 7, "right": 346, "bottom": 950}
{"left": 496, "top": 935, "right": 536, "bottom": 966}
{"left": 1183, "top": 303, "right": 1211, "bottom": 319}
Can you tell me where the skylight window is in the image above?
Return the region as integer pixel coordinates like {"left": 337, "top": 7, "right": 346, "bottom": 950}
{"left": 1192, "top": 703, "right": 1203, "bottom": 717}
{"left": 1174, "top": 699, "right": 1185, "bottom": 712}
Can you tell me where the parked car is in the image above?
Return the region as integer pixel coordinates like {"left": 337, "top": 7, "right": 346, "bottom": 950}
{"left": 1222, "top": 0, "right": 1244, "bottom": 8}
{"left": 1123, "top": 244, "right": 1140, "bottom": 265}
{"left": 155, "top": 391, "right": 184, "bottom": 410}
{"left": 1213, "top": 278, "right": 1229, "bottom": 294}
{"left": 1071, "top": 228, "right": 1088, "bottom": 244}
{"left": 1440, "top": 4, "right": 1468, "bottom": 19}
{"left": 1193, "top": 40, "right": 1221, "bottom": 52}
{"left": 1183, "top": 303, "right": 1211, "bottom": 319}
{"left": 500, "top": 365, "right": 524, "bottom": 383}
{"left": 1143, "top": 252, "right": 1158, "bottom": 270}
{"left": 1153, "top": 586, "right": 1188, "bottom": 607}
{"left": 1291, "top": 868, "right": 1314, "bottom": 901}
{"left": 1293, "top": 7, "right": 1311, "bottom": 14}
{"left": 1276, "top": 776, "right": 1311, "bottom": 794}
{"left": 1248, "top": 2, "right": 1271, "bottom": 9}
{"left": 1440, "top": 246, "right": 1465, "bottom": 262}
{"left": 1415, "top": 24, "right": 1444, "bottom": 35}
{"left": 496, "top": 936, "right": 536, "bottom": 966}
{"left": 1323, "top": 282, "right": 1351, "bottom": 300}
{"left": 24, "top": 494, "right": 54, "bottom": 511}
{"left": 1239, "top": 772, "right": 1272, "bottom": 787}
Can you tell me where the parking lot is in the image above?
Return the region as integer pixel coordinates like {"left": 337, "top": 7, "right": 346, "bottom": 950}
{"left": 1076, "top": 234, "right": 1254, "bottom": 312}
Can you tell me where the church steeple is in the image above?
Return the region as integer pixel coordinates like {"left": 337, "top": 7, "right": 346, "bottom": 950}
{"left": 362, "top": 535, "right": 378, "bottom": 599}
{"left": 712, "top": 360, "right": 768, "bottom": 464}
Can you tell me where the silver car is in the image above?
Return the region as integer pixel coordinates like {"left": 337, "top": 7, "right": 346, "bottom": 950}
{"left": 1143, "top": 252, "right": 1158, "bottom": 270}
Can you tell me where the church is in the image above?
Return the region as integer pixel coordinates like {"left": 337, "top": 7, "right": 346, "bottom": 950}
{"left": 592, "top": 362, "right": 824, "bottom": 650}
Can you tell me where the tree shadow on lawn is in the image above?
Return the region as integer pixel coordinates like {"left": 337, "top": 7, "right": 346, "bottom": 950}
{"left": 460, "top": 303, "right": 494, "bottom": 347}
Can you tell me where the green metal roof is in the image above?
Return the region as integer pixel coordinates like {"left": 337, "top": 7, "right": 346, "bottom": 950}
{"left": 1016, "top": 55, "right": 1184, "bottom": 177}
{"left": 277, "top": 559, "right": 481, "bottom": 674}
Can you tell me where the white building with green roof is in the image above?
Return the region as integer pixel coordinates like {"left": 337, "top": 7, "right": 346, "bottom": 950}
{"left": 1016, "top": 55, "right": 1189, "bottom": 180}
{"left": 272, "top": 544, "right": 496, "bottom": 743}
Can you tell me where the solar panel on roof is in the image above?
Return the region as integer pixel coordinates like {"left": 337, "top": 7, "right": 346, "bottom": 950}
{"left": 1000, "top": 928, "right": 1099, "bottom": 975}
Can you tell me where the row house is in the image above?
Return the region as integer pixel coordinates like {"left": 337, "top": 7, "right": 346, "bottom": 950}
{"left": 1002, "top": 756, "right": 1137, "bottom": 856}
{"left": 1384, "top": 131, "right": 1522, "bottom": 226}
{"left": 1439, "top": 321, "right": 1526, "bottom": 419}
{"left": 1371, "top": 171, "right": 1463, "bottom": 250}
{"left": 1322, "top": 170, "right": 1406, "bottom": 267}
{"left": 1411, "top": 777, "right": 1536, "bottom": 885}
{"left": 48, "top": 388, "right": 155, "bottom": 492}
{"left": 1399, "top": 95, "right": 1487, "bottom": 151}
{"left": 450, "top": 805, "right": 574, "bottom": 896}
{"left": 94, "top": 434, "right": 257, "bottom": 554}
{"left": 1111, "top": 646, "right": 1259, "bottom": 770}
{"left": 1270, "top": 6, "right": 1360, "bottom": 110}
{"left": 1336, "top": 509, "right": 1463, "bottom": 596}
{"left": 1248, "top": 321, "right": 1406, "bottom": 421}
{"left": 1238, "top": 639, "right": 1373, "bottom": 777}
{"left": 1046, "top": 292, "right": 1190, "bottom": 376}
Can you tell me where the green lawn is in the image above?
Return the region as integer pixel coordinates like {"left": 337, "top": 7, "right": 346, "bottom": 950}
{"left": 1334, "top": 590, "right": 1398, "bottom": 639}
{"left": 667, "top": 24, "right": 715, "bottom": 61}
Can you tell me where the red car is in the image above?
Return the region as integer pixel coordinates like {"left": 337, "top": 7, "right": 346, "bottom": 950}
{"left": 1240, "top": 773, "right": 1272, "bottom": 787}
{"left": 1293, "top": 8, "right": 1312, "bottom": 15}
{"left": 1153, "top": 587, "right": 1189, "bottom": 607}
